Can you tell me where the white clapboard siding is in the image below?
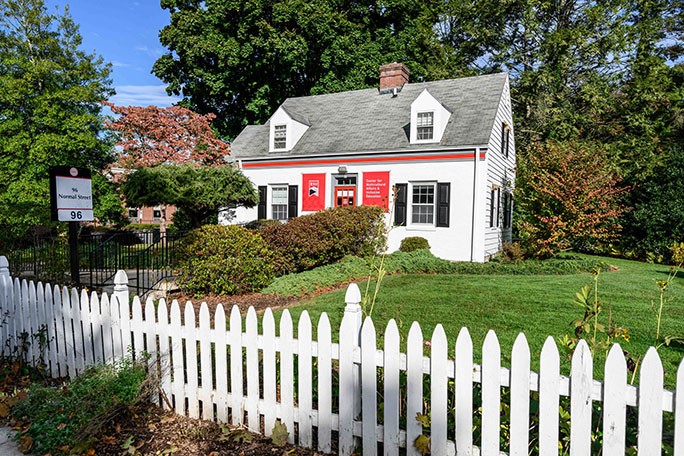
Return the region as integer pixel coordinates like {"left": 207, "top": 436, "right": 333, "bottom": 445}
{"left": 384, "top": 319, "right": 400, "bottom": 456}
{"left": 481, "top": 330, "right": 501, "bottom": 456}
{"left": 317, "top": 312, "right": 333, "bottom": 453}
{"left": 570, "top": 339, "right": 593, "bottom": 456}
{"left": 454, "top": 327, "right": 473, "bottom": 456}
{"left": 638, "top": 347, "right": 663, "bottom": 455}
{"left": 603, "top": 344, "right": 627, "bottom": 455}
{"left": 185, "top": 302, "right": 199, "bottom": 419}
{"left": 245, "top": 306, "right": 259, "bottom": 431}
{"left": 262, "top": 308, "right": 276, "bottom": 435}
{"left": 509, "top": 333, "right": 530, "bottom": 455}
{"left": 298, "top": 310, "right": 313, "bottom": 447}
{"left": 199, "top": 303, "right": 213, "bottom": 421}
{"left": 361, "top": 317, "right": 377, "bottom": 456}
{"left": 539, "top": 336, "right": 560, "bottom": 456}
{"left": 3, "top": 266, "right": 684, "bottom": 456}
{"left": 406, "top": 321, "right": 423, "bottom": 456}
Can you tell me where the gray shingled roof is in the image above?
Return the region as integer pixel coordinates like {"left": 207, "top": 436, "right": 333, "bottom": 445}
{"left": 232, "top": 72, "right": 508, "bottom": 158}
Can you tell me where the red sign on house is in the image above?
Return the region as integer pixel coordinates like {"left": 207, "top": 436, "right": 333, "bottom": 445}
{"left": 363, "top": 171, "right": 390, "bottom": 211}
{"left": 302, "top": 173, "right": 325, "bottom": 211}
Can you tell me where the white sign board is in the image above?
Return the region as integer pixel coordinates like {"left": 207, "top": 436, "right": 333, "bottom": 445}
{"left": 50, "top": 167, "right": 94, "bottom": 222}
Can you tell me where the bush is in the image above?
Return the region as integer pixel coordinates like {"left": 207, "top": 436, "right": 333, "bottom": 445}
{"left": 399, "top": 236, "right": 430, "bottom": 253}
{"left": 13, "top": 358, "right": 149, "bottom": 455}
{"left": 176, "top": 224, "right": 277, "bottom": 295}
{"left": 260, "top": 206, "right": 385, "bottom": 274}
{"left": 244, "top": 219, "right": 281, "bottom": 231}
{"left": 263, "top": 250, "right": 610, "bottom": 297}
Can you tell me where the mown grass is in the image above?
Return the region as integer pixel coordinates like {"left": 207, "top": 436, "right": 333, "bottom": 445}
{"left": 270, "top": 254, "right": 684, "bottom": 387}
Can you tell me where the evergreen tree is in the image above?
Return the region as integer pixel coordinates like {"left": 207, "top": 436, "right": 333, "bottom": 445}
{"left": 0, "top": 0, "right": 116, "bottom": 243}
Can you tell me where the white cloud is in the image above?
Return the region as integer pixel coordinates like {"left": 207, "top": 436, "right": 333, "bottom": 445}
{"left": 111, "top": 60, "right": 131, "bottom": 68}
{"left": 135, "top": 45, "right": 165, "bottom": 58}
{"left": 109, "top": 85, "right": 181, "bottom": 107}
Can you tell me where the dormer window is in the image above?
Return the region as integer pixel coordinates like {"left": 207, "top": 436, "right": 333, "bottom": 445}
{"left": 417, "top": 112, "right": 434, "bottom": 140}
{"left": 274, "top": 125, "right": 287, "bottom": 149}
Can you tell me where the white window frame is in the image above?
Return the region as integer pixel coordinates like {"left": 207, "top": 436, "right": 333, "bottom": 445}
{"left": 416, "top": 111, "right": 434, "bottom": 141}
{"left": 273, "top": 124, "right": 287, "bottom": 150}
{"left": 408, "top": 181, "right": 437, "bottom": 230}
{"left": 270, "top": 184, "right": 288, "bottom": 220}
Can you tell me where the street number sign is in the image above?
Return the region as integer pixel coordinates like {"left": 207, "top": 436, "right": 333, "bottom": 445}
{"left": 49, "top": 166, "right": 94, "bottom": 222}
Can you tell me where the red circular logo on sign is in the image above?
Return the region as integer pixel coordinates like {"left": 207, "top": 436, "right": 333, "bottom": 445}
{"left": 69, "top": 167, "right": 78, "bottom": 177}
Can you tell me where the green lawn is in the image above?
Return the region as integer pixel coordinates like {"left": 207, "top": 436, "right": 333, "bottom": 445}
{"left": 272, "top": 254, "right": 684, "bottom": 387}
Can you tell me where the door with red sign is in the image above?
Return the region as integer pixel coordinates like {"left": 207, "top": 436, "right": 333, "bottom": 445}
{"left": 335, "top": 186, "right": 356, "bottom": 207}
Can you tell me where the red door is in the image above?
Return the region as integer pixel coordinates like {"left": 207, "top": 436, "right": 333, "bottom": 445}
{"left": 335, "top": 186, "right": 356, "bottom": 207}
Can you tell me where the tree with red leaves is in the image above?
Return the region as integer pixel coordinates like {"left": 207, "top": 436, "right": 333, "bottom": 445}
{"left": 516, "top": 140, "right": 629, "bottom": 258}
{"left": 103, "top": 102, "right": 229, "bottom": 168}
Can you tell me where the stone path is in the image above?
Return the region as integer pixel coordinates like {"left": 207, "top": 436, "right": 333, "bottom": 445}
{"left": 0, "top": 427, "right": 22, "bottom": 455}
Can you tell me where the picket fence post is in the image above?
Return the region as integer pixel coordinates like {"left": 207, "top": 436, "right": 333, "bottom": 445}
{"left": 0, "top": 256, "right": 9, "bottom": 281}
{"left": 113, "top": 270, "right": 129, "bottom": 312}
{"left": 344, "top": 283, "right": 363, "bottom": 420}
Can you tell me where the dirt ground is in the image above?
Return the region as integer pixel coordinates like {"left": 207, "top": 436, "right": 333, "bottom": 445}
{"left": 90, "top": 403, "right": 325, "bottom": 456}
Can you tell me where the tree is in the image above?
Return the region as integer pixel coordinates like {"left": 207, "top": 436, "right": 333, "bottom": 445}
{"left": 0, "top": 0, "right": 115, "bottom": 243}
{"left": 516, "top": 140, "right": 628, "bottom": 258}
{"left": 121, "top": 165, "right": 258, "bottom": 228}
{"left": 104, "top": 103, "right": 233, "bottom": 231}
{"left": 103, "top": 103, "right": 230, "bottom": 168}
{"left": 153, "top": 0, "right": 441, "bottom": 138}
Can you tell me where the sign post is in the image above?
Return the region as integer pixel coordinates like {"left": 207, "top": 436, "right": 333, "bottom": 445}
{"left": 49, "top": 166, "right": 94, "bottom": 286}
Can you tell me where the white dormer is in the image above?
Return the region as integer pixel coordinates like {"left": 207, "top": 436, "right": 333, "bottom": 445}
{"left": 268, "top": 106, "right": 310, "bottom": 153}
{"left": 410, "top": 89, "right": 451, "bottom": 144}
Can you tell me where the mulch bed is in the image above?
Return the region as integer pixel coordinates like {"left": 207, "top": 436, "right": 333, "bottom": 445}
{"left": 90, "top": 403, "right": 324, "bottom": 456}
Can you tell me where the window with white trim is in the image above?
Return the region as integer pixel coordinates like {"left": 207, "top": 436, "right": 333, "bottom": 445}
{"left": 411, "top": 183, "right": 435, "bottom": 225}
{"left": 271, "top": 185, "right": 288, "bottom": 220}
{"left": 273, "top": 125, "right": 287, "bottom": 149}
{"left": 416, "top": 112, "right": 434, "bottom": 140}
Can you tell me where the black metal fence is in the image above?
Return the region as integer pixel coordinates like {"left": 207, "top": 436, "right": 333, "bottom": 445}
{"left": 3, "top": 229, "right": 187, "bottom": 296}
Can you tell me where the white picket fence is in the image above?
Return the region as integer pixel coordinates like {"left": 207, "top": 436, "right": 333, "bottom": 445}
{"left": 0, "top": 256, "right": 683, "bottom": 455}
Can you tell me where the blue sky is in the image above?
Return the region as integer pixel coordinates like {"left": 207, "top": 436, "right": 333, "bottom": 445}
{"left": 46, "top": 0, "right": 181, "bottom": 107}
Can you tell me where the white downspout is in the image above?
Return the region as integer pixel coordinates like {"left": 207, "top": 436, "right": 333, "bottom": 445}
{"left": 470, "top": 147, "right": 479, "bottom": 261}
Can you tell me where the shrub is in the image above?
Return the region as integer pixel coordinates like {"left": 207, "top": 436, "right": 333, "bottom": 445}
{"left": 496, "top": 241, "right": 527, "bottom": 263}
{"left": 399, "top": 236, "right": 430, "bottom": 253}
{"left": 244, "top": 219, "right": 281, "bottom": 231}
{"left": 176, "top": 224, "right": 277, "bottom": 295}
{"left": 515, "top": 140, "right": 628, "bottom": 258}
{"left": 260, "top": 206, "right": 385, "bottom": 274}
{"left": 263, "top": 250, "right": 610, "bottom": 296}
{"left": 13, "top": 358, "right": 149, "bottom": 455}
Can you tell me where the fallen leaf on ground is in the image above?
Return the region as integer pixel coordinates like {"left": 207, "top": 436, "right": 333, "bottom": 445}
{"left": 18, "top": 435, "right": 33, "bottom": 454}
{"left": 271, "top": 421, "right": 289, "bottom": 446}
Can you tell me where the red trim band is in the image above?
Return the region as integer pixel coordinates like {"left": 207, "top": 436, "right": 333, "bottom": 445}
{"left": 243, "top": 151, "right": 486, "bottom": 168}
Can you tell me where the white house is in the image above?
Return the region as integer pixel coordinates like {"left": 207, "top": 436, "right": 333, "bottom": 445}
{"left": 224, "top": 63, "right": 515, "bottom": 262}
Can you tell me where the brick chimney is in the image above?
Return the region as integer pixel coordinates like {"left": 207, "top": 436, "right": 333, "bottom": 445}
{"left": 379, "top": 62, "right": 409, "bottom": 93}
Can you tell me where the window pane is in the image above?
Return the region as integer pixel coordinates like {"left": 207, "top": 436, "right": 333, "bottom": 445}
{"left": 411, "top": 184, "right": 435, "bottom": 224}
{"left": 272, "top": 205, "right": 287, "bottom": 220}
{"left": 272, "top": 186, "right": 288, "bottom": 204}
{"left": 274, "top": 125, "right": 287, "bottom": 148}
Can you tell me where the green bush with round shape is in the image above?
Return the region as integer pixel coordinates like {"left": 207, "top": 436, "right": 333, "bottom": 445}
{"left": 260, "top": 205, "right": 385, "bottom": 274}
{"left": 175, "top": 224, "right": 277, "bottom": 295}
{"left": 399, "top": 236, "right": 430, "bottom": 253}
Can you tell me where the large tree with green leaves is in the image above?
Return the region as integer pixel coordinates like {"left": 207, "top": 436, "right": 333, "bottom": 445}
{"left": 0, "top": 0, "right": 116, "bottom": 244}
{"left": 153, "top": 0, "right": 441, "bottom": 139}
{"left": 121, "top": 165, "right": 258, "bottom": 228}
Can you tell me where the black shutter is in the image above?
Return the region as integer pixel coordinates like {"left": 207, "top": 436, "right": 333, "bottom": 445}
{"left": 501, "top": 123, "right": 506, "bottom": 155}
{"left": 436, "top": 182, "right": 450, "bottom": 227}
{"left": 489, "top": 189, "right": 495, "bottom": 228}
{"left": 505, "top": 129, "right": 510, "bottom": 158}
{"left": 496, "top": 188, "right": 501, "bottom": 227}
{"left": 502, "top": 193, "right": 509, "bottom": 228}
{"left": 258, "top": 186, "right": 267, "bottom": 220}
{"left": 394, "top": 183, "right": 407, "bottom": 226}
{"left": 287, "top": 185, "right": 298, "bottom": 219}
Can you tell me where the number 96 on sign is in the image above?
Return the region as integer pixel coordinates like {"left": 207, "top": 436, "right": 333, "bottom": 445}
{"left": 58, "top": 209, "right": 94, "bottom": 222}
